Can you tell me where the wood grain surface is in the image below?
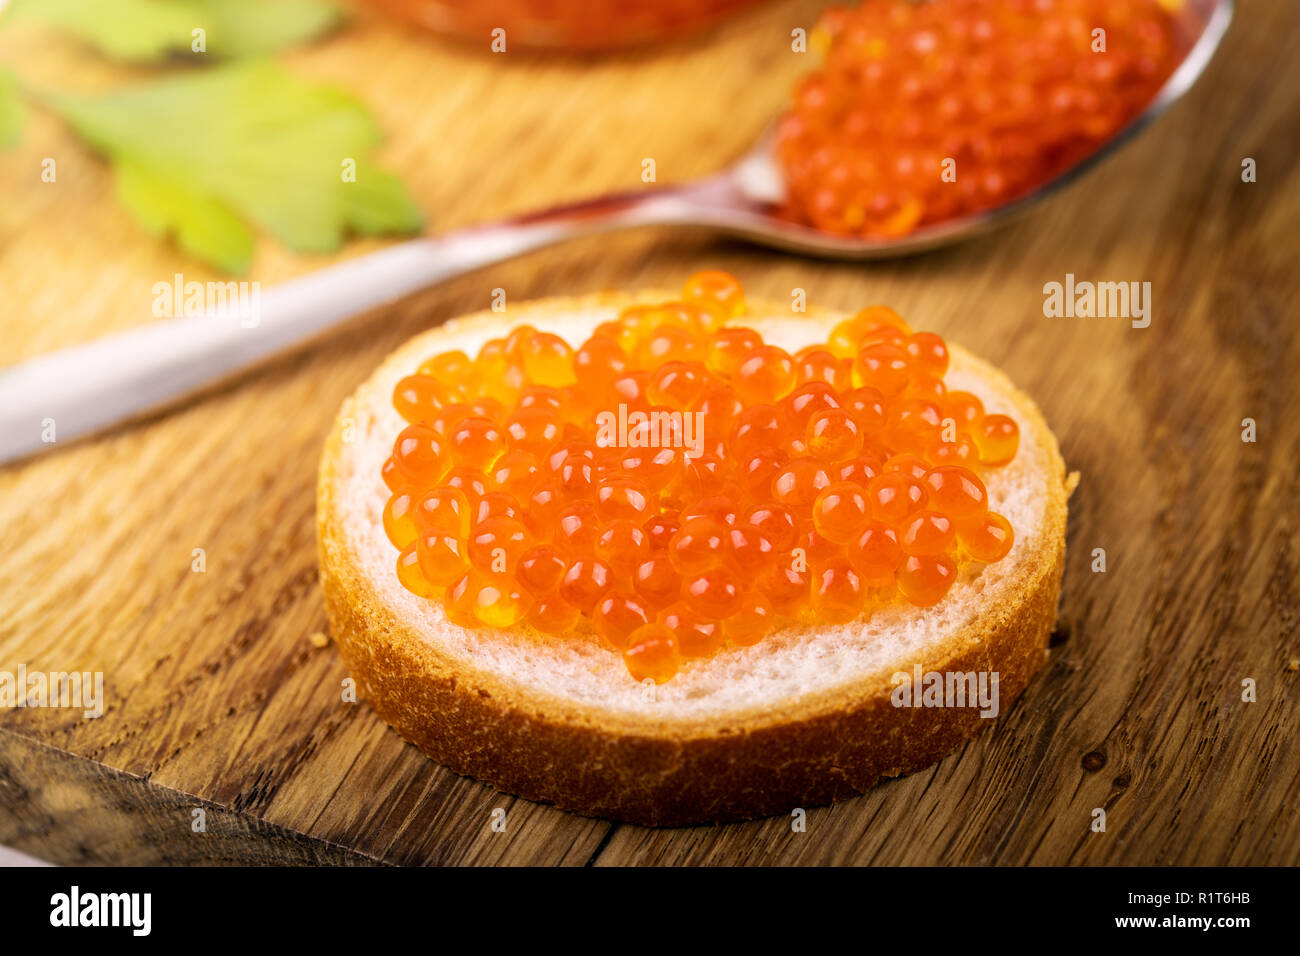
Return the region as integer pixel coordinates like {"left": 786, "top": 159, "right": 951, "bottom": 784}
{"left": 0, "top": 0, "right": 1297, "bottom": 866}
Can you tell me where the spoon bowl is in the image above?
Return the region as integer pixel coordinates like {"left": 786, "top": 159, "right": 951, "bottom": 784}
{"left": 669, "top": 0, "right": 1234, "bottom": 259}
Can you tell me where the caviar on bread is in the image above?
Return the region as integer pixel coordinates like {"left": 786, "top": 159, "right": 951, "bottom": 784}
{"left": 379, "top": 273, "right": 1022, "bottom": 684}
{"left": 317, "top": 277, "right": 1072, "bottom": 825}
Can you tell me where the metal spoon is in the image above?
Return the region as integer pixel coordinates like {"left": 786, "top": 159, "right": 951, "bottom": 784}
{"left": 0, "top": 0, "right": 1231, "bottom": 464}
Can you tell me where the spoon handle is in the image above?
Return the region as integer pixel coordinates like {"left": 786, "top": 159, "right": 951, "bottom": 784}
{"left": 0, "top": 185, "right": 704, "bottom": 465}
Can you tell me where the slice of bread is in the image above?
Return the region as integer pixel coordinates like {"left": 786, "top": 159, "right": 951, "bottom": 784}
{"left": 317, "top": 293, "right": 1072, "bottom": 826}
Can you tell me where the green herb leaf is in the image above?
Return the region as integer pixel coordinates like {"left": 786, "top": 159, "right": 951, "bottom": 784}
{"left": 8, "top": 0, "right": 344, "bottom": 62}
{"left": 46, "top": 60, "right": 424, "bottom": 273}
{"left": 0, "top": 71, "right": 24, "bottom": 147}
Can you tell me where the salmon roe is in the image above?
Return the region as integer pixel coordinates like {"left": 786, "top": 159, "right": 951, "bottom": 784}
{"left": 775, "top": 0, "right": 1184, "bottom": 238}
{"left": 381, "top": 272, "right": 1020, "bottom": 682}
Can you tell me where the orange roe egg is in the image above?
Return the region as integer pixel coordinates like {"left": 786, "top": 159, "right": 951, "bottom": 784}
{"left": 759, "top": 562, "right": 811, "bottom": 616}
{"left": 418, "top": 350, "right": 473, "bottom": 393}
{"left": 682, "top": 567, "right": 744, "bottom": 618}
{"left": 843, "top": 386, "right": 887, "bottom": 435}
{"left": 593, "top": 592, "right": 652, "bottom": 649}
{"left": 906, "top": 332, "right": 949, "bottom": 378}
{"left": 529, "top": 595, "right": 581, "bottom": 632}
{"left": 595, "top": 476, "right": 652, "bottom": 523}
{"left": 646, "top": 361, "right": 709, "bottom": 410}
{"left": 975, "top": 414, "right": 1021, "bottom": 466}
{"left": 634, "top": 555, "right": 681, "bottom": 609}
{"left": 444, "top": 569, "right": 484, "bottom": 628}
{"left": 946, "top": 390, "right": 985, "bottom": 429}
{"left": 442, "top": 466, "right": 488, "bottom": 502}
{"left": 643, "top": 513, "right": 681, "bottom": 552}
{"left": 413, "top": 486, "right": 471, "bottom": 537}
{"left": 517, "top": 544, "right": 569, "bottom": 595}
{"left": 895, "top": 553, "right": 958, "bottom": 608}
{"left": 447, "top": 416, "right": 506, "bottom": 470}
{"left": 472, "top": 574, "right": 533, "bottom": 627}
{"left": 623, "top": 623, "right": 681, "bottom": 683}
{"left": 393, "top": 374, "right": 445, "bottom": 424}
{"left": 559, "top": 557, "right": 613, "bottom": 613}
{"left": 383, "top": 490, "right": 419, "bottom": 549}
{"left": 574, "top": 335, "right": 627, "bottom": 391}
{"left": 958, "top": 511, "right": 1015, "bottom": 563}
{"left": 806, "top": 408, "right": 862, "bottom": 460}
{"left": 618, "top": 446, "right": 684, "bottom": 493}
{"left": 505, "top": 406, "right": 562, "bottom": 457}
{"left": 738, "top": 447, "right": 790, "bottom": 500}
{"left": 396, "top": 543, "right": 436, "bottom": 597}
{"left": 811, "top": 482, "right": 870, "bottom": 544}
{"left": 418, "top": 531, "right": 469, "bottom": 585}
{"left": 678, "top": 493, "right": 738, "bottom": 527}
{"left": 668, "top": 517, "right": 729, "bottom": 574}
{"left": 521, "top": 332, "right": 576, "bottom": 387}
{"left": 772, "top": 459, "right": 833, "bottom": 508}
{"left": 595, "top": 519, "right": 650, "bottom": 578}
{"left": 382, "top": 272, "right": 1021, "bottom": 681}
{"left": 726, "top": 592, "right": 775, "bottom": 646}
{"left": 745, "top": 503, "right": 799, "bottom": 551}
{"left": 885, "top": 399, "right": 943, "bottom": 453}
{"left": 866, "top": 472, "right": 928, "bottom": 524}
{"left": 930, "top": 436, "right": 980, "bottom": 466}
{"left": 734, "top": 346, "right": 796, "bottom": 403}
{"left": 487, "top": 451, "right": 541, "bottom": 496}
{"left": 660, "top": 601, "right": 724, "bottom": 657}
{"left": 468, "top": 516, "right": 533, "bottom": 574}
{"left": 882, "top": 453, "right": 931, "bottom": 481}
{"left": 922, "top": 465, "right": 988, "bottom": 519}
{"left": 725, "top": 523, "right": 778, "bottom": 578}
{"left": 393, "top": 424, "right": 447, "bottom": 485}
{"left": 682, "top": 269, "right": 746, "bottom": 323}
{"left": 381, "top": 456, "right": 404, "bottom": 492}
{"left": 640, "top": 323, "right": 699, "bottom": 366}
{"left": 829, "top": 307, "right": 910, "bottom": 357}
{"left": 707, "top": 327, "right": 764, "bottom": 377}
{"left": 556, "top": 501, "right": 601, "bottom": 553}
{"left": 812, "top": 558, "right": 865, "bottom": 624}
{"left": 853, "top": 343, "right": 912, "bottom": 397}
{"left": 730, "top": 405, "right": 783, "bottom": 458}
{"left": 898, "top": 510, "right": 956, "bottom": 557}
{"left": 782, "top": 381, "right": 840, "bottom": 433}
{"left": 847, "top": 521, "right": 903, "bottom": 587}
{"left": 797, "top": 524, "right": 840, "bottom": 570}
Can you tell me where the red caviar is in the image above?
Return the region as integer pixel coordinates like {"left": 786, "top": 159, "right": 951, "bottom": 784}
{"left": 775, "top": 0, "right": 1184, "bottom": 238}
{"left": 381, "top": 271, "right": 1020, "bottom": 681}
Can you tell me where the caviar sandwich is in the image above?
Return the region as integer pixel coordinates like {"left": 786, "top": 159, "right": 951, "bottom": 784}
{"left": 317, "top": 273, "right": 1071, "bottom": 825}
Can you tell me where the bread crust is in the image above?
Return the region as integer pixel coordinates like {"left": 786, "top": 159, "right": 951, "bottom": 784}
{"left": 317, "top": 295, "right": 1069, "bottom": 826}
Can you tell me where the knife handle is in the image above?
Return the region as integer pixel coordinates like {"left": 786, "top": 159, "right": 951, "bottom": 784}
{"left": 0, "top": 186, "right": 699, "bottom": 464}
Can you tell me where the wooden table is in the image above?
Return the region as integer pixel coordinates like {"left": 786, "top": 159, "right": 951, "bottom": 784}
{"left": 1, "top": 0, "right": 1296, "bottom": 866}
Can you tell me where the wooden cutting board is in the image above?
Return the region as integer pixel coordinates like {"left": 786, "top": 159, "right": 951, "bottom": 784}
{"left": 1, "top": 0, "right": 1296, "bottom": 866}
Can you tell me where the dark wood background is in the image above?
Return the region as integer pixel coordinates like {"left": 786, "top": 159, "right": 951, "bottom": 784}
{"left": 0, "top": 0, "right": 1296, "bottom": 865}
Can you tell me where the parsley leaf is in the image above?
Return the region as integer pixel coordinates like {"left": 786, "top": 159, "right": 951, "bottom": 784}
{"left": 8, "top": 0, "right": 344, "bottom": 62}
{"left": 45, "top": 60, "right": 424, "bottom": 273}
